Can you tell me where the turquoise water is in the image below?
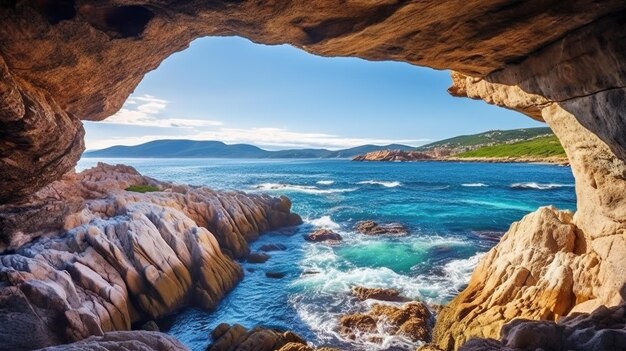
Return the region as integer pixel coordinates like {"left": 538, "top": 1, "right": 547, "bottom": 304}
{"left": 77, "top": 158, "right": 576, "bottom": 350}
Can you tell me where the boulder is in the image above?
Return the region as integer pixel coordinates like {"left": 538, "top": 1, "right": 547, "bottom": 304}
{"left": 247, "top": 252, "right": 271, "bottom": 264}
{"left": 304, "top": 229, "right": 342, "bottom": 242}
{"left": 339, "top": 302, "right": 433, "bottom": 344}
{"left": 354, "top": 221, "right": 408, "bottom": 235}
{"left": 351, "top": 286, "right": 406, "bottom": 302}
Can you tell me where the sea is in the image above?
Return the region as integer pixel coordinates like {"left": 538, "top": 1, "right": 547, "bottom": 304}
{"left": 77, "top": 158, "right": 576, "bottom": 350}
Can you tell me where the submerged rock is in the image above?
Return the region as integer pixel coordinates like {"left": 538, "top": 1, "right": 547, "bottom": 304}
{"left": 0, "top": 163, "right": 302, "bottom": 350}
{"left": 339, "top": 302, "right": 433, "bottom": 344}
{"left": 259, "top": 243, "right": 288, "bottom": 252}
{"left": 352, "top": 286, "right": 407, "bottom": 302}
{"left": 247, "top": 252, "right": 271, "bottom": 263}
{"left": 266, "top": 271, "right": 286, "bottom": 279}
{"left": 354, "top": 220, "right": 408, "bottom": 235}
{"left": 304, "top": 229, "right": 342, "bottom": 242}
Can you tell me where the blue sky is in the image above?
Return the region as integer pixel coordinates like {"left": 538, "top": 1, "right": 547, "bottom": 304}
{"left": 84, "top": 36, "right": 544, "bottom": 150}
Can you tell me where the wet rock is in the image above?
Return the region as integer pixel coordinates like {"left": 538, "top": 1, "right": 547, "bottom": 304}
{"left": 351, "top": 286, "right": 406, "bottom": 302}
{"left": 247, "top": 252, "right": 271, "bottom": 264}
{"left": 339, "top": 302, "right": 433, "bottom": 343}
{"left": 266, "top": 271, "right": 286, "bottom": 279}
{"left": 208, "top": 324, "right": 307, "bottom": 351}
{"left": 354, "top": 221, "right": 407, "bottom": 235}
{"left": 304, "top": 229, "right": 342, "bottom": 242}
{"left": 259, "top": 243, "right": 287, "bottom": 252}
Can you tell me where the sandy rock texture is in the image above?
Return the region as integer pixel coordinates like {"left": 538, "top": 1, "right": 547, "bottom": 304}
{"left": 0, "top": 2, "right": 625, "bottom": 202}
{"left": 432, "top": 70, "right": 626, "bottom": 350}
{"left": 0, "top": 163, "right": 301, "bottom": 350}
{"left": 458, "top": 304, "right": 626, "bottom": 351}
{"left": 338, "top": 301, "right": 433, "bottom": 345}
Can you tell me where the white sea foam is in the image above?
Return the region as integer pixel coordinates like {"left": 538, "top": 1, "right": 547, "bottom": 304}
{"left": 462, "top": 183, "right": 488, "bottom": 187}
{"left": 511, "top": 182, "right": 574, "bottom": 190}
{"left": 442, "top": 252, "right": 486, "bottom": 290}
{"left": 357, "top": 180, "right": 401, "bottom": 188}
{"left": 306, "top": 215, "right": 341, "bottom": 230}
{"left": 317, "top": 180, "right": 335, "bottom": 185}
{"left": 252, "top": 183, "right": 356, "bottom": 194}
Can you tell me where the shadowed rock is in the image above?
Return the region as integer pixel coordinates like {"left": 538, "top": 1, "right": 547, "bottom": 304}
{"left": 354, "top": 220, "right": 408, "bottom": 235}
{"left": 304, "top": 229, "right": 342, "bottom": 242}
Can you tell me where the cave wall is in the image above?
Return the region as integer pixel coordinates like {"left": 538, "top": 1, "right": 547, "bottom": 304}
{"left": 1, "top": 1, "right": 625, "bottom": 202}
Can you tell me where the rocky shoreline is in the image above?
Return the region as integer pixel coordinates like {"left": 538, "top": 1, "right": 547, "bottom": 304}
{"left": 352, "top": 149, "right": 569, "bottom": 165}
{"left": 0, "top": 163, "right": 301, "bottom": 350}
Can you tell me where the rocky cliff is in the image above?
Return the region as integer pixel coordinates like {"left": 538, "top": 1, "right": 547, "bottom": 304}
{"left": 0, "top": 163, "right": 301, "bottom": 350}
{"left": 1, "top": 1, "right": 626, "bottom": 351}
{"left": 353, "top": 150, "right": 433, "bottom": 162}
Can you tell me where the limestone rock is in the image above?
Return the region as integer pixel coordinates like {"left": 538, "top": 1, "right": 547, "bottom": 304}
{"left": 339, "top": 302, "right": 433, "bottom": 344}
{"left": 0, "top": 163, "right": 301, "bottom": 350}
{"left": 354, "top": 220, "right": 408, "bottom": 236}
{"left": 304, "top": 229, "right": 342, "bottom": 242}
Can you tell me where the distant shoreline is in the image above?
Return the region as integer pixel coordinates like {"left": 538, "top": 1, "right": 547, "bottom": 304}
{"left": 354, "top": 157, "right": 569, "bottom": 166}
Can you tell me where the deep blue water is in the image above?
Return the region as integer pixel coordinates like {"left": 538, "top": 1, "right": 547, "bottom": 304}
{"left": 77, "top": 158, "right": 576, "bottom": 350}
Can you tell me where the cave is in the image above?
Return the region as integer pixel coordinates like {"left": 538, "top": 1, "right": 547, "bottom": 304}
{"left": 0, "top": 1, "right": 625, "bottom": 351}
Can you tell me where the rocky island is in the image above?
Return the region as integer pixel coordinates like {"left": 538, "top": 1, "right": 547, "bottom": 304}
{"left": 1, "top": 1, "right": 626, "bottom": 351}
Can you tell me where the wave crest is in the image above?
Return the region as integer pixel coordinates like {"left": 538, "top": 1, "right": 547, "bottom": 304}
{"left": 358, "top": 180, "right": 401, "bottom": 188}
{"left": 511, "top": 182, "right": 574, "bottom": 190}
{"left": 253, "top": 183, "right": 356, "bottom": 194}
{"left": 462, "top": 183, "right": 488, "bottom": 187}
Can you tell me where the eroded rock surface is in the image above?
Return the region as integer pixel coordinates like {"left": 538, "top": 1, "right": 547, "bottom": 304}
{"left": 0, "top": 2, "right": 625, "bottom": 202}
{"left": 208, "top": 323, "right": 309, "bottom": 351}
{"left": 433, "top": 67, "right": 626, "bottom": 350}
{"left": 354, "top": 220, "right": 408, "bottom": 236}
{"left": 353, "top": 150, "right": 432, "bottom": 162}
{"left": 304, "top": 229, "right": 342, "bottom": 242}
{"left": 37, "top": 331, "right": 188, "bottom": 351}
{"left": 0, "top": 163, "right": 301, "bottom": 350}
{"left": 339, "top": 302, "right": 434, "bottom": 344}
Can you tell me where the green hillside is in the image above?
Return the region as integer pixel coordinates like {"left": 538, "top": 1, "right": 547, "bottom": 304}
{"left": 417, "top": 127, "right": 553, "bottom": 151}
{"left": 455, "top": 135, "right": 566, "bottom": 159}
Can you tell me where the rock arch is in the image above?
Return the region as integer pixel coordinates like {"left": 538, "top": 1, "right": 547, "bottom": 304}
{"left": 1, "top": 1, "right": 625, "bottom": 350}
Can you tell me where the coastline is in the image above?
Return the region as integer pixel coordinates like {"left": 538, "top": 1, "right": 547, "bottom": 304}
{"left": 353, "top": 157, "right": 570, "bottom": 166}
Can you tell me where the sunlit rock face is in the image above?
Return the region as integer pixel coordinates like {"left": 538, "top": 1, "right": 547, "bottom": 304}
{"left": 0, "top": 163, "right": 301, "bottom": 350}
{"left": 0, "top": 1, "right": 625, "bottom": 202}
{"left": 433, "top": 72, "right": 626, "bottom": 350}
{"left": 2, "top": 1, "right": 626, "bottom": 350}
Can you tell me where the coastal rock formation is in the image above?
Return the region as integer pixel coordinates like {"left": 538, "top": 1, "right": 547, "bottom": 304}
{"left": 339, "top": 302, "right": 433, "bottom": 344}
{"left": 0, "top": 163, "right": 301, "bottom": 350}
{"left": 37, "top": 331, "right": 188, "bottom": 351}
{"left": 353, "top": 150, "right": 432, "bottom": 162}
{"left": 354, "top": 220, "right": 408, "bottom": 236}
{"left": 208, "top": 323, "right": 307, "bottom": 351}
{"left": 1, "top": 2, "right": 624, "bottom": 203}
{"left": 352, "top": 286, "right": 406, "bottom": 302}
{"left": 458, "top": 303, "right": 626, "bottom": 351}
{"left": 433, "top": 64, "right": 626, "bottom": 349}
{"left": 1, "top": 2, "right": 626, "bottom": 351}
{"left": 304, "top": 229, "right": 342, "bottom": 242}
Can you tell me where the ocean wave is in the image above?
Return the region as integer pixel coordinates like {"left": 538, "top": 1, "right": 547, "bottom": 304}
{"left": 306, "top": 215, "right": 341, "bottom": 230}
{"left": 461, "top": 199, "right": 535, "bottom": 212}
{"left": 511, "top": 182, "right": 574, "bottom": 190}
{"left": 252, "top": 183, "right": 356, "bottom": 194}
{"left": 462, "top": 183, "right": 488, "bottom": 187}
{"left": 357, "top": 180, "right": 401, "bottom": 188}
{"left": 317, "top": 180, "right": 335, "bottom": 185}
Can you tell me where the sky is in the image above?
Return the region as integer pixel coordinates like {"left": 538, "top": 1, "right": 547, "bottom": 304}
{"left": 84, "top": 36, "right": 544, "bottom": 151}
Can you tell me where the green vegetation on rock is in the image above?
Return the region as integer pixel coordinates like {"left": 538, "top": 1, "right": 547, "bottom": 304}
{"left": 126, "top": 184, "right": 160, "bottom": 193}
{"left": 455, "top": 135, "right": 566, "bottom": 159}
{"left": 417, "top": 127, "right": 553, "bottom": 151}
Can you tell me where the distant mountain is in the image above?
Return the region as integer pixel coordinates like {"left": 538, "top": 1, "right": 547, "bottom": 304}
{"left": 83, "top": 140, "right": 416, "bottom": 158}
{"left": 416, "top": 127, "right": 553, "bottom": 152}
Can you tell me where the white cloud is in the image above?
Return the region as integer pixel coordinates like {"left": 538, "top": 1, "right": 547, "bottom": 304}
{"left": 87, "top": 94, "right": 430, "bottom": 151}
{"left": 102, "top": 94, "right": 223, "bottom": 128}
